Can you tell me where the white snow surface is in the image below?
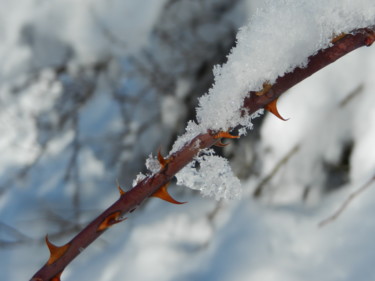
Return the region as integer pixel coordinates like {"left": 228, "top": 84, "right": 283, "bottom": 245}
{"left": 177, "top": 150, "right": 242, "bottom": 200}
{"left": 174, "top": 0, "right": 375, "bottom": 200}
{"left": 0, "top": 1, "right": 375, "bottom": 281}
{"left": 145, "top": 154, "right": 162, "bottom": 174}
{"left": 196, "top": 0, "right": 375, "bottom": 133}
{"left": 0, "top": 0, "right": 166, "bottom": 81}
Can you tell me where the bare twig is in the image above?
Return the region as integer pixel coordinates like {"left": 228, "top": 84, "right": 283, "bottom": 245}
{"left": 0, "top": 221, "right": 32, "bottom": 247}
{"left": 89, "top": 5, "right": 128, "bottom": 50}
{"left": 253, "top": 144, "right": 300, "bottom": 197}
{"left": 319, "top": 175, "right": 375, "bottom": 227}
{"left": 207, "top": 201, "right": 224, "bottom": 223}
{"left": 339, "top": 83, "right": 364, "bottom": 107}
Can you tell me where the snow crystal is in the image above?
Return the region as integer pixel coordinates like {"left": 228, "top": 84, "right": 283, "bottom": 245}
{"left": 171, "top": 0, "right": 374, "bottom": 199}
{"left": 195, "top": 0, "right": 375, "bottom": 133}
{"left": 132, "top": 172, "right": 146, "bottom": 187}
{"left": 145, "top": 154, "right": 161, "bottom": 174}
{"left": 169, "top": 120, "right": 204, "bottom": 154}
{"left": 176, "top": 151, "right": 242, "bottom": 200}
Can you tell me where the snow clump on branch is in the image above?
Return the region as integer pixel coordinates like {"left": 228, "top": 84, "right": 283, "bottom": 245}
{"left": 196, "top": 0, "right": 375, "bottom": 133}
{"left": 174, "top": 0, "right": 375, "bottom": 199}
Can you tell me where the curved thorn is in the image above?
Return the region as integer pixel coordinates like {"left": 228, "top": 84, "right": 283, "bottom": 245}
{"left": 157, "top": 149, "right": 168, "bottom": 169}
{"left": 97, "top": 211, "right": 127, "bottom": 232}
{"left": 51, "top": 272, "right": 63, "bottom": 281}
{"left": 214, "top": 140, "right": 229, "bottom": 147}
{"left": 364, "top": 28, "right": 375, "bottom": 46}
{"left": 331, "top": 32, "right": 347, "bottom": 43}
{"left": 213, "top": 131, "right": 239, "bottom": 139}
{"left": 116, "top": 180, "right": 126, "bottom": 196}
{"left": 45, "top": 236, "right": 70, "bottom": 265}
{"left": 255, "top": 81, "right": 272, "bottom": 96}
{"left": 265, "top": 98, "right": 288, "bottom": 121}
{"left": 152, "top": 183, "right": 186, "bottom": 205}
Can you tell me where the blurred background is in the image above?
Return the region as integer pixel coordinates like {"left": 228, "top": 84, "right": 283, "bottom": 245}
{"left": 1, "top": 1, "right": 375, "bottom": 280}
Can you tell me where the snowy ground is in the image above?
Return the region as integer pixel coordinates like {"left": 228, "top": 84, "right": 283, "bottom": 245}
{"left": 0, "top": 1, "right": 375, "bottom": 281}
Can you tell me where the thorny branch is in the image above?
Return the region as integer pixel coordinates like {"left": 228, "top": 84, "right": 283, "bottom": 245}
{"left": 30, "top": 26, "right": 375, "bottom": 281}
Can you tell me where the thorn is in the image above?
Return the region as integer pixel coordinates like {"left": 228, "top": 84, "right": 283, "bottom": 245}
{"left": 365, "top": 37, "right": 374, "bottom": 46}
{"left": 213, "top": 131, "right": 239, "bottom": 140}
{"left": 255, "top": 82, "right": 272, "bottom": 96}
{"left": 117, "top": 185, "right": 126, "bottom": 196}
{"left": 364, "top": 29, "right": 375, "bottom": 46}
{"left": 157, "top": 149, "right": 169, "bottom": 169}
{"left": 51, "top": 272, "right": 63, "bottom": 281}
{"left": 265, "top": 98, "right": 288, "bottom": 121}
{"left": 45, "top": 236, "right": 70, "bottom": 265}
{"left": 97, "top": 211, "right": 127, "bottom": 232}
{"left": 116, "top": 180, "right": 126, "bottom": 196}
{"left": 214, "top": 140, "right": 229, "bottom": 147}
{"left": 152, "top": 183, "right": 186, "bottom": 205}
{"left": 331, "top": 32, "right": 347, "bottom": 43}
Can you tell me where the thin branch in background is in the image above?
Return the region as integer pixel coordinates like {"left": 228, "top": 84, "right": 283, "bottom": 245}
{"left": 0, "top": 222, "right": 87, "bottom": 248}
{"left": 0, "top": 221, "right": 32, "bottom": 248}
{"left": 194, "top": 200, "right": 224, "bottom": 250}
{"left": 89, "top": 5, "right": 128, "bottom": 50}
{"left": 339, "top": 83, "right": 364, "bottom": 108}
{"left": 207, "top": 201, "right": 224, "bottom": 223}
{"left": 253, "top": 144, "right": 300, "bottom": 198}
{"left": 319, "top": 174, "right": 375, "bottom": 227}
{"left": 63, "top": 114, "right": 82, "bottom": 226}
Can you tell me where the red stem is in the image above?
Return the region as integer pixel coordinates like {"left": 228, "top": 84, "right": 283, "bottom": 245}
{"left": 30, "top": 26, "right": 375, "bottom": 281}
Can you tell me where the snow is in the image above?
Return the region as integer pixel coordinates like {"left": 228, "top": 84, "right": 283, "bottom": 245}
{"left": 0, "top": 0, "right": 166, "bottom": 82}
{"left": 173, "top": 0, "right": 375, "bottom": 200}
{"left": 259, "top": 45, "right": 375, "bottom": 204}
{"left": 176, "top": 150, "right": 242, "bottom": 200}
{"left": 0, "top": 0, "right": 375, "bottom": 281}
{"left": 145, "top": 154, "right": 162, "bottom": 174}
{"left": 196, "top": 0, "right": 375, "bottom": 133}
{"left": 132, "top": 173, "right": 146, "bottom": 187}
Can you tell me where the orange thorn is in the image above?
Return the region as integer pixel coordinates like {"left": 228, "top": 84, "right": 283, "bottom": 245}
{"left": 51, "top": 272, "right": 63, "bottom": 281}
{"left": 45, "top": 236, "right": 70, "bottom": 265}
{"left": 157, "top": 149, "right": 169, "bottom": 169}
{"left": 214, "top": 140, "right": 229, "bottom": 147}
{"left": 331, "top": 33, "right": 347, "bottom": 43}
{"left": 97, "top": 211, "right": 126, "bottom": 232}
{"left": 363, "top": 29, "right": 375, "bottom": 47}
{"left": 265, "top": 98, "right": 288, "bottom": 121}
{"left": 117, "top": 181, "right": 126, "bottom": 196}
{"left": 213, "top": 131, "right": 239, "bottom": 140}
{"left": 152, "top": 183, "right": 186, "bottom": 205}
{"left": 255, "top": 82, "right": 272, "bottom": 96}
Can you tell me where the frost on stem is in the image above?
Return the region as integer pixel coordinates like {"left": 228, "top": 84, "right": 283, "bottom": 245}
{"left": 173, "top": 0, "right": 375, "bottom": 200}
{"left": 176, "top": 150, "right": 242, "bottom": 200}
{"left": 145, "top": 153, "right": 162, "bottom": 174}
{"left": 195, "top": 1, "right": 375, "bottom": 133}
{"left": 132, "top": 172, "right": 146, "bottom": 187}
